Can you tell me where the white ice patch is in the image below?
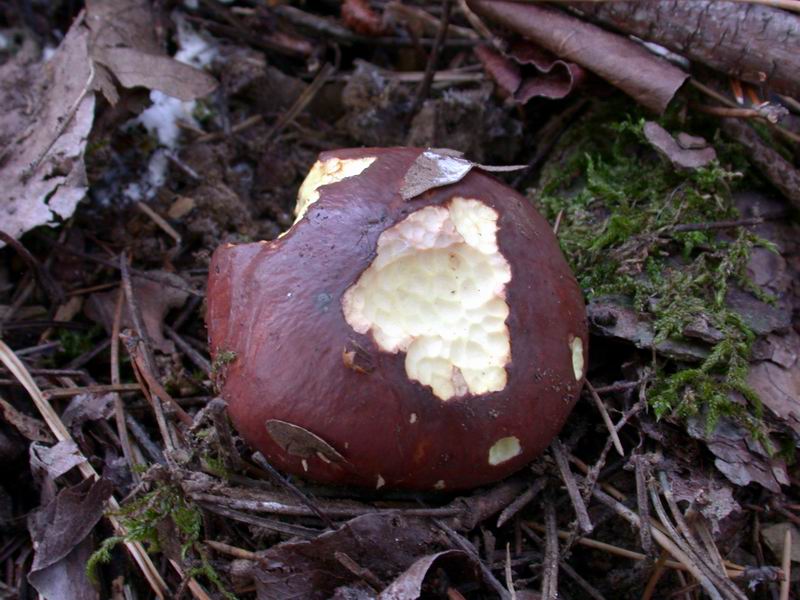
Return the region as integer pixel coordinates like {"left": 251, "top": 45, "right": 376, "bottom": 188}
{"left": 174, "top": 14, "right": 217, "bottom": 69}
{"left": 137, "top": 91, "right": 194, "bottom": 148}
{"left": 133, "top": 16, "right": 216, "bottom": 148}
{"left": 342, "top": 198, "right": 512, "bottom": 401}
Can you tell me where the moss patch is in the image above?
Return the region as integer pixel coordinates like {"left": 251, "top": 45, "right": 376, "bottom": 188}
{"left": 534, "top": 104, "right": 774, "bottom": 432}
{"left": 88, "top": 478, "right": 235, "bottom": 598}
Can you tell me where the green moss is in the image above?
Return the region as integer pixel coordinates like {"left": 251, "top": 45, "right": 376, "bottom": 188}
{"left": 87, "top": 481, "right": 236, "bottom": 598}
{"left": 535, "top": 105, "right": 772, "bottom": 432}
{"left": 211, "top": 350, "right": 237, "bottom": 376}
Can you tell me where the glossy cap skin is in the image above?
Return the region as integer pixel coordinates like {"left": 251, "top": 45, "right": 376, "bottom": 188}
{"left": 207, "top": 147, "right": 587, "bottom": 491}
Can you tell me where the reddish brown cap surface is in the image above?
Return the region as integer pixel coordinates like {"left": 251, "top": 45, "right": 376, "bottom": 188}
{"left": 207, "top": 147, "right": 587, "bottom": 491}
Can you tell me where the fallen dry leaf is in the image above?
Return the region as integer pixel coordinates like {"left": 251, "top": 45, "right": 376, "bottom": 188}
{"left": 266, "top": 419, "right": 348, "bottom": 464}
{"left": 588, "top": 297, "right": 709, "bottom": 362}
{"left": 476, "top": 41, "right": 585, "bottom": 105}
{"left": 29, "top": 440, "right": 87, "bottom": 485}
{"left": 27, "top": 478, "right": 112, "bottom": 600}
{"left": 85, "top": 271, "right": 190, "bottom": 353}
{"left": 0, "top": 397, "right": 55, "bottom": 443}
{"left": 62, "top": 393, "right": 115, "bottom": 445}
{"left": 643, "top": 122, "right": 717, "bottom": 170}
{"left": 400, "top": 150, "right": 525, "bottom": 200}
{"left": 0, "top": 24, "right": 95, "bottom": 247}
{"left": 666, "top": 467, "right": 740, "bottom": 534}
{"left": 254, "top": 513, "right": 448, "bottom": 599}
{"left": 686, "top": 416, "right": 789, "bottom": 493}
{"left": 746, "top": 331, "right": 800, "bottom": 436}
{"left": 468, "top": 0, "right": 688, "bottom": 113}
{"left": 379, "top": 550, "right": 483, "bottom": 600}
{"left": 86, "top": 0, "right": 217, "bottom": 102}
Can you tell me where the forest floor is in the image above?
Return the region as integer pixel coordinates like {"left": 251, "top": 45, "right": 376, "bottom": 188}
{"left": 0, "top": 1, "right": 799, "bottom": 599}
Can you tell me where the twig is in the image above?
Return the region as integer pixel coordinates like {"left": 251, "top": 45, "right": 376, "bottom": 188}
{"left": 196, "top": 114, "right": 262, "bottom": 144}
{"left": 42, "top": 383, "right": 142, "bottom": 398}
{"left": 692, "top": 104, "right": 785, "bottom": 123}
{"left": 542, "top": 502, "right": 559, "bottom": 599}
{"left": 551, "top": 439, "right": 593, "bottom": 533}
{"left": 641, "top": 551, "right": 670, "bottom": 600}
{"left": 633, "top": 452, "right": 654, "bottom": 558}
{"left": 537, "top": 0, "right": 800, "bottom": 10}
{"left": 265, "top": 63, "right": 336, "bottom": 142}
{"left": 410, "top": 0, "right": 453, "bottom": 116}
{"left": 689, "top": 78, "right": 800, "bottom": 145}
{"left": 273, "top": 4, "right": 474, "bottom": 48}
{"left": 164, "top": 325, "right": 211, "bottom": 376}
{"left": 0, "top": 230, "right": 64, "bottom": 306}
{"left": 552, "top": 209, "right": 564, "bottom": 235}
{"left": 585, "top": 380, "right": 624, "bottom": 456}
{"left": 456, "top": 0, "right": 496, "bottom": 41}
{"left": 335, "top": 551, "right": 384, "bottom": 591}
{"left": 125, "top": 414, "right": 166, "bottom": 465}
{"left": 136, "top": 202, "right": 182, "bottom": 247}
{"left": 593, "top": 380, "right": 642, "bottom": 394}
{"left": 526, "top": 521, "right": 745, "bottom": 577}
{"left": 188, "top": 491, "right": 460, "bottom": 520}
{"left": 592, "top": 486, "right": 725, "bottom": 600}
{"left": 497, "top": 479, "right": 547, "bottom": 528}
{"left": 111, "top": 287, "right": 138, "bottom": 479}
{"left": 668, "top": 216, "right": 768, "bottom": 233}
{"left": 435, "top": 519, "right": 512, "bottom": 600}
{"left": 658, "top": 472, "right": 747, "bottom": 600}
{"left": 521, "top": 524, "right": 607, "bottom": 600}
{"left": 251, "top": 452, "right": 335, "bottom": 529}
{"left": 504, "top": 544, "right": 517, "bottom": 600}
{"left": 121, "top": 334, "right": 176, "bottom": 453}
{"left": 205, "top": 540, "right": 265, "bottom": 563}
{"left": 199, "top": 502, "right": 321, "bottom": 538}
{"left": 780, "top": 528, "right": 792, "bottom": 600}
{"left": 647, "top": 480, "right": 730, "bottom": 600}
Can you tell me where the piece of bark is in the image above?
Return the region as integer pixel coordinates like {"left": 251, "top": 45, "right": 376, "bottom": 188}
{"left": 643, "top": 121, "right": 716, "bottom": 170}
{"left": 567, "top": 1, "right": 800, "bottom": 99}
{"left": 721, "top": 119, "right": 800, "bottom": 210}
{"left": 467, "top": 0, "right": 687, "bottom": 113}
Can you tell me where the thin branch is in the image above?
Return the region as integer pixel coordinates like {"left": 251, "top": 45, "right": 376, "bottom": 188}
{"left": 551, "top": 439, "right": 593, "bottom": 533}
{"left": 410, "top": 0, "right": 453, "bottom": 116}
{"left": 780, "top": 528, "right": 792, "bottom": 600}
{"left": 251, "top": 452, "right": 335, "bottom": 529}
{"left": 585, "top": 380, "right": 624, "bottom": 456}
{"left": 111, "top": 287, "right": 138, "bottom": 479}
{"left": 542, "top": 502, "right": 560, "bottom": 599}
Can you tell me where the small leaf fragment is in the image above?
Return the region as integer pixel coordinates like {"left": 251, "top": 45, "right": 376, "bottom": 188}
{"left": 400, "top": 150, "right": 526, "bottom": 201}
{"left": 265, "top": 420, "right": 347, "bottom": 463}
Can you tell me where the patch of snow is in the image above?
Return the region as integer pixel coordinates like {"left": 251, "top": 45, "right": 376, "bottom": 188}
{"left": 137, "top": 91, "right": 195, "bottom": 148}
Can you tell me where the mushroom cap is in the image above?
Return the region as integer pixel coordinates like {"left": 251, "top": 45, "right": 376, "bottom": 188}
{"left": 207, "top": 147, "right": 587, "bottom": 491}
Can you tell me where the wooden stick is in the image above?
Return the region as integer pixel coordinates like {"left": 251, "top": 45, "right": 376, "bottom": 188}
{"left": 779, "top": 528, "right": 792, "bottom": 600}
{"left": 585, "top": 380, "right": 625, "bottom": 456}
{"left": 551, "top": 439, "right": 593, "bottom": 533}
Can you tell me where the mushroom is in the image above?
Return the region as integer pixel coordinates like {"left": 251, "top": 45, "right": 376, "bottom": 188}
{"left": 207, "top": 147, "right": 587, "bottom": 490}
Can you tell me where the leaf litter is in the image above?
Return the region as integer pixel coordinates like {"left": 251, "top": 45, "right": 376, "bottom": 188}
{"left": 0, "top": 1, "right": 799, "bottom": 599}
